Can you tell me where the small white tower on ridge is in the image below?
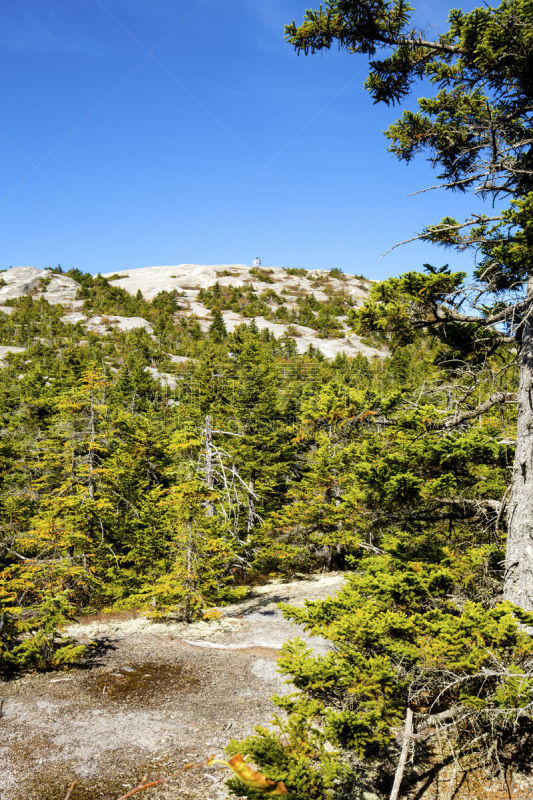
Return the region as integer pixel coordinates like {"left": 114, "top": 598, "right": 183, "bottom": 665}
{"left": 253, "top": 256, "right": 262, "bottom": 267}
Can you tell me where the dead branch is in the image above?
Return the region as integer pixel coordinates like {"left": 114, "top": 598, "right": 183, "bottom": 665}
{"left": 63, "top": 781, "right": 77, "bottom": 800}
{"left": 406, "top": 174, "right": 481, "bottom": 197}
{"left": 113, "top": 758, "right": 211, "bottom": 800}
{"left": 430, "top": 669, "right": 533, "bottom": 713}
{"left": 431, "top": 392, "right": 516, "bottom": 429}
{"left": 381, "top": 216, "right": 503, "bottom": 256}
{"left": 415, "top": 707, "right": 458, "bottom": 729}
{"left": 433, "top": 497, "right": 502, "bottom": 512}
{"left": 378, "top": 33, "right": 463, "bottom": 55}
{"left": 389, "top": 707, "right": 414, "bottom": 800}
{"left": 434, "top": 301, "right": 527, "bottom": 327}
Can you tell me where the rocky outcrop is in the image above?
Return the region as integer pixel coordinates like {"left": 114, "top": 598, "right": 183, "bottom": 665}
{"left": 0, "top": 346, "right": 25, "bottom": 365}
{"left": 102, "top": 263, "right": 383, "bottom": 359}
{"left": 0, "top": 264, "right": 384, "bottom": 360}
{"left": 0, "top": 267, "right": 80, "bottom": 306}
{"left": 102, "top": 263, "right": 371, "bottom": 303}
{"left": 61, "top": 312, "right": 154, "bottom": 335}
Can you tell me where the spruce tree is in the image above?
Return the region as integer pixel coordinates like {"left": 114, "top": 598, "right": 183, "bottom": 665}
{"left": 227, "top": 326, "right": 294, "bottom": 534}
{"left": 286, "top": 0, "right": 533, "bottom": 609}
{"left": 209, "top": 308, "right": 228, "bottom": 342}
{"left": 223, "top": 4, "right": 533, "bottom": 796}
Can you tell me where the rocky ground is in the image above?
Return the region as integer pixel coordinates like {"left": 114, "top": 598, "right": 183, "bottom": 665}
{"left": 0, "top": 574, "right": 344, "bottom": 800}
{"left": 2, "top": 572, "right": 532, "bottom": 800}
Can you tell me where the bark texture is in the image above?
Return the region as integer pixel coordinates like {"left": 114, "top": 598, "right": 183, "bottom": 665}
{"left": 505, "top": 280, "right": 533, "bottom": 610}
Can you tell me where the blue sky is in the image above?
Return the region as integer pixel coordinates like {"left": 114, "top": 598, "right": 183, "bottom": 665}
{"left": 1, "top": 0, "right": 487, "bottom": 279}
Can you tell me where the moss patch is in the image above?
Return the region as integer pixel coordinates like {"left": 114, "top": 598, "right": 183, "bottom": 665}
{"left": 82, "top": 661, "right": 199, "bottom": 706}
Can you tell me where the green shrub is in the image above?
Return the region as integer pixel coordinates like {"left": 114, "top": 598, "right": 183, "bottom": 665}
{"left": 249, "top": 268, "right": 275, "bottom": 283}
{"left": 228, "top": 553, "right": 533, "bottom": 798}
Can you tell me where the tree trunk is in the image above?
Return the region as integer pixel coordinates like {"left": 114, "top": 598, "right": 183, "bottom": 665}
{"left": 88, "top": 385, "right": 96, "bottom": 500}
{"left": 247, "top": 477, "right": 255, "bottom": 534}
{"left": 184, "top": 522, "right": 196, "bottom": 624}
{"left": 505, "top": 278, "right": 533, "bottom": 610}
{"left": 205, "top": 415, "right": 215, "bottom": 517}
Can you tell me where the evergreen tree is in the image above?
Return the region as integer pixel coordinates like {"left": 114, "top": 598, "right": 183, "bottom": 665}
{"left": 224, "top": 4, "right": 533, "bottom": 795}
{"left": 227, "top": 326, "right": 294, "bottom": 534}
{"left": 285, "top": 0, "right": 533, "bottom": 609}
{"left": 209, "top": 308, "right": 228, "bottom": 342}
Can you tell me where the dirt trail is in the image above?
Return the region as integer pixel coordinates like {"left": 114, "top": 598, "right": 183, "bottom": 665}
{"left": 0, "top": 574, "right": 344, "bottom": 800}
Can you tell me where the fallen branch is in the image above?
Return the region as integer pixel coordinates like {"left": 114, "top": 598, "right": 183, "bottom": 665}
{"left": 63, "top": 782, "right": 77, "bottom": 800}
{"left": 389, "top": 708, "right": 414, "bottom": 800}
{"left": 114, "top": 759, "right": 211, "bottom": 800}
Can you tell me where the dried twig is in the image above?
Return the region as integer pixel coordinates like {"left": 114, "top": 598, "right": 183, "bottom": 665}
{"left": 63, "top": 781, "right": 77, "bottom": 800}
{"left": 114, "top": 759, "right": 212, "bottom": 800}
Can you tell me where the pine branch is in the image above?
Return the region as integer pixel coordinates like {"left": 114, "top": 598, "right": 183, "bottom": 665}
{"left": 381, "top": 216, "right": 503, "bottom": 256}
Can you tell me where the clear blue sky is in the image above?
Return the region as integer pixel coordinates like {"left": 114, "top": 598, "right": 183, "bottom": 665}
{"left": 1, "top": 0, "right": 487, "bottom": 279}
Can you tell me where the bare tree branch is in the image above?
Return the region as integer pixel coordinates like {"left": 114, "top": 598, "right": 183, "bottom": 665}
{"left": 381, "top": 216, "right": 503, "bottom": 257}
{"left": 432, "top": 392, "right": 516, "bottom": 429}
{"left": 63, "top": 782, "right": 77, "bottom": 800}
{"left": 433, "top": 497, "right": 502, "bottom": 512}
{"left": 389, "top": 707, "right": 414, "bottom": 800}
{"left": 114, "top": 758, "right": 211, "bottom": 800}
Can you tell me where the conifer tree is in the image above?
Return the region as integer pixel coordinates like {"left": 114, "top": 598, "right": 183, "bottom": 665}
{"left": 223, "top": 4, "right": 533, "bottom": 796}
{"left": 227, "top": 326, "right": 294, "bottom": 534}
{"left": 209, "top": 309, "right": 228, "bottom": 342}
{"left": 286, "top": 0, "right": 533, "bottom": 609}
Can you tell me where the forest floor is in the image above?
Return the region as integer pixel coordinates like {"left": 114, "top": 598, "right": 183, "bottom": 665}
{"left": 0, "top": 573, "right": 345, "bottom": 800}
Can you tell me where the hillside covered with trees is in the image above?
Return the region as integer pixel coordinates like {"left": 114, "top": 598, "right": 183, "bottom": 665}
{"left": 0, "top": 254, "right": 530, "bottom": 798}
{"left": 2, "top": 0, "right": 533, "bottom": 798}
{"left": 0, "top": 262, "right": 385, "bottom": 675}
